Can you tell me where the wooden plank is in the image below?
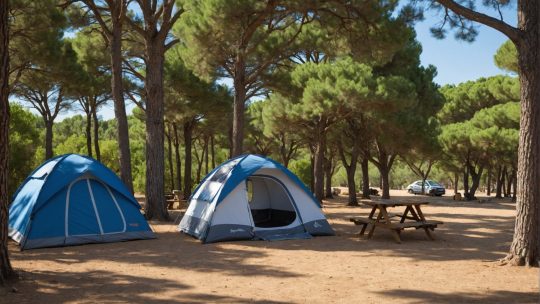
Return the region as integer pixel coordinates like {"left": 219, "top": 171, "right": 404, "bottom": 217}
{"left": 414, "top": 205, "right": 436, "bottom": 241}
{"left": 361, "top": 199, "right": 400, "bottom": 207}
{"left": 424, "top": 227, "right": 435, "bottom": 240}
{"left": 359, "top": 222, "right": 369, "bottom": 236}
{"left": 383, "top": 221, "right": 442, "bottom": 229}
{"left": 166, "top": 199, "right": 176, "bottom": 209}
{"left": 349, "top": 217, "right": 373, "bottom": 225}
{"left": 349, "top": 217, "right": 371, "bottom": 236}
{"left": 400, "top": 206, "right": 411, "bottom": 224}
{"left": 367, "top": 206, "right": 377, "bottom": 220}
{"left": 379, "top": 205, "right": 402, "bottom": 243}
{"left": 362, "top": 205, "right": 377, "bottom": 237}
{"left": 361, "top": 199, "right": 429, "bottom": 208}
{"left": 397, "top": 215, "right": 418, "bottom": 221}
{"left": 367, "top": 209, "right": 383, "bottom": 239}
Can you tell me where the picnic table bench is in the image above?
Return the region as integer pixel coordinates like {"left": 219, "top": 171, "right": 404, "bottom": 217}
{"left": 350, "top": 199, "right": 443, "bottom": 243}
{"left": 165, "top": 190, "right": 183, "bottom": 209}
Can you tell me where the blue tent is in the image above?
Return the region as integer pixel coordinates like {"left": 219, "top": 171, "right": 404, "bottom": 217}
{"left": 9, "top": 154, "right": 155, "bottom": 250}
{"left": 179, "top": 154, "right": 334, "bottom": 243}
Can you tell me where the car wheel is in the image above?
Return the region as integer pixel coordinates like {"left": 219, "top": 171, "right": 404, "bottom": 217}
{"left": 408, "top": 189, "right": 413, "bottom": 194}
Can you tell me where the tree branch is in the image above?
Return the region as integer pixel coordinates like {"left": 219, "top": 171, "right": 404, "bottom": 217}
{"left": 436, "top": 0, "right": 520, "bottom": 44}
{"left": 164, "top": 38, "right": 179, "bottom": 51}
{"left": 82, "top": 0, "right": 113, "bottom": 37}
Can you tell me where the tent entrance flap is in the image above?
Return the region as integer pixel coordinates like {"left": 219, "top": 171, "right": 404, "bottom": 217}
{"left": 247, "top": 176, "right": 297, "bottom": 228}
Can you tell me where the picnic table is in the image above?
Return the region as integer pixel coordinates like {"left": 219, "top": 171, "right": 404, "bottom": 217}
{"left": 349, "top": 199, "right": 443, "bottom": 243}
{"left": 165, "top": 190, "right": 183, "bottom": 209}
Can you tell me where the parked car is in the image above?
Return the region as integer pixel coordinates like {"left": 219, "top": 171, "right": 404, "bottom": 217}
{"left": 406, "top": 180, "right": 445, "bottom": 196}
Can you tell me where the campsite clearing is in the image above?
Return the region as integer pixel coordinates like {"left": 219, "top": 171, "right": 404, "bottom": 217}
{"left": 2, "top": 190, "right": 538, "bottom": 304}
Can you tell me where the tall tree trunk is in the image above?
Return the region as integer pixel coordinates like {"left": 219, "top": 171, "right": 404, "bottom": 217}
{"left": 166, "top": 125, "right": 174, "bottom": 192}
{"left": 345, "top": 165, "right": 357, "bottom": 205}
{"left": 346, "top": 158, "right": 358, "bottom": 205}
{"left": 512, "top": 168, "right": 517, "bottom": 201}
{"left": 502, "top": 166, "right": 508, "bottom": 197}
{"left": 92, "top": 103, "right": 101, "bottom": 161}
{"left": 279, "top": 138, "right": 288, "bottom": 168}
{"left": 204, "top": 135, "right": 209, "bottom": 175}
{"left": 173, "top": 124, "right": 181, "bottom": 192}
{"left": 283, "top": 157, "right": 290, "bottom": 168}
{"left": 422, "top": 162, "right": 434, "bottom": 195}
{"left": 110, "top": 13, "right": 133, "bottom": 193}
{"left": 453, "top": 172, "right": 459, "bottom": 195}
{"left": 463, "top": 166, "right": 470, "bottom": 199}
{"left": 0, "top": 0, "right": 15, "bottom": 281}
{"left": 85, "top": 110, "right": 93, "bottom": 158}
{"left": 183, "top": 122, "right": 193, "bottom": 199}
{"left": 495, "top": 166, "right": 503, "bottom": 198}
{"left": 144, "top": 47, "right": 168, "bottom": 220}
{"left": 507, "top": 5, "right": 540, "bottom": 265}
{"left": 195, "top": 139, "right": 203, "bottom": 183}
{"left": 506, "top": 5, "right": 540, "bottom": 265}
{"left": 361, "top": 157, "right": 370, "bottom": 199}
{"left": 486, "top": 167, "right": 491, "bottom": 196}
{"left": 210, "top": 135, "right": 215, "bottom": 168}
{"left": 309, "top": 145, "right": 315, "bottom": 192}
{"left": 44, "top": 120, "right": 53, "bottom": 160}
{"left": 279, "top": 134, "right": 295, "bottom": 168}
{"left": 339, "top": 143, "right": 359, "bottom": 205}
{"left": 324, "top": 156, "right": 333, "bottom": 199}
{"left": 468, "top": 166, "right": 483, "bottom": 200}
{"left": 379, "top": 165, "right": 390, "bottom": 199}
{"left": 373, "top": 148, "right": 392, "bottom": 199}
{"left": 228, "top": 123, "right": 233, "bottom": 159}
{"left": 232, "top": 57, "right": 246, "bottom": 156}
{"left": 313, "top": 130, "right": 325, "bottom": 202}
{"left": 505, "top": 169, "right": 513, "bottom": 198}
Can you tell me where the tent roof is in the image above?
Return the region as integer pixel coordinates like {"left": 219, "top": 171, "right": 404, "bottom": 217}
{"left": 13, "top": 154, "right": 139, "bottom": 214}
{"left": 193, "top": 154, "right": 320, "bottom": 207}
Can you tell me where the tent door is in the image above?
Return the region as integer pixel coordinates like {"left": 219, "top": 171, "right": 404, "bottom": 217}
{"left": 247, "top": 175, "right": 301, "bottom": 229}
{"left": 66, "top": 177, "right": 126, "bottom": 237}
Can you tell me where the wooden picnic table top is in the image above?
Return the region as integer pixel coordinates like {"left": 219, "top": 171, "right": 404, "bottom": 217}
{"left": 360, "top": 199, "right": 429, "bottom": 208}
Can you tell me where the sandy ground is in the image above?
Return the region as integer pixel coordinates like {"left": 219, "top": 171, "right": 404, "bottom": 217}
{"left": 2, "top": 190, "right": 538, "bottom": 304}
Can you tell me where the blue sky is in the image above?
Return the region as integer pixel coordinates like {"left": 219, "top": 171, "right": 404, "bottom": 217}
{"left": 415, "top": 6, "right": 517, "bottom": 85}
{"left": 93, "top": 5, "right": 518, "bottom": 120}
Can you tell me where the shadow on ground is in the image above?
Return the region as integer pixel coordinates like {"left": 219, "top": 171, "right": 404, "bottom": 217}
{"left": 373, "top": 289, "right": 539, "bottom": 304}
{"left": 5, "top": 269, "right": 288, "bottom": 304}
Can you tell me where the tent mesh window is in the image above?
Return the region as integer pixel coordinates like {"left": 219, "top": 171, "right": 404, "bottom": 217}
{"left": 194, "top": 158, "right": 241, "bottom": 202}
{"left": 31, "top": 158, "right": 61, "bottom": 179}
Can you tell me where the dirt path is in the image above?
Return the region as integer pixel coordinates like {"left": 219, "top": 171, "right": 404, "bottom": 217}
{"left": 2, "top": 190, "right": 538, "bottom": 303}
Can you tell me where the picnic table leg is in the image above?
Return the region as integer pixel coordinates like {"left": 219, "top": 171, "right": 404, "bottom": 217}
{"left": 360, "top": 206, "right": 377, "bottom": 236}
{"left": 367, "top": 208, "right": 383, "bottom": 239}
{"left": 400, "top": 206, "right": 411, "bottom": 223}
{"left": 408, "top": 206, "right": 420, "bottom": 221}
{"left": 380, "top": 206, "right": 401, "bottom": 244}
{"left": 414, "top": 205, "right": 435, "bottom": 241}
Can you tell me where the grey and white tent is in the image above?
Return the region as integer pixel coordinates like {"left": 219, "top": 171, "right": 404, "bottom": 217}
{"left": 179, "top": 154, "right": 334, "bottom": 243}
